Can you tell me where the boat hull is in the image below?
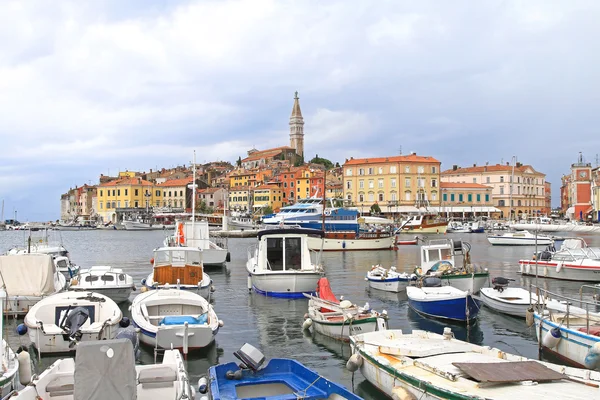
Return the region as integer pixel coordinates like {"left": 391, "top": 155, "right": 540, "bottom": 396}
{"left": 519, "top": 260, "right": 600, "bottom": 282}
{"left": 27, "top": 326, "right": 118, "bottom": 354}
{"left": 438, "top": 272, "right": 489, "bottom": 294}
{"left": 310, "top": 316, "right": 380, "bottom": 341}
{"left": 70, "top": 286, "right": 134, "bottom": 303}
{"left": 408, "top": 291, "right": 480, "bottom": 322}
{"left": 136, "top": 323, "right": 217, "bottom": 350}
{"left": 479, "top": 287, "right": 535, "bottom": 318}
{"left": 144, "top": 272, "right": 212, "bottom": 299}
{"left": 488, "top": 236, "right": 553, "bottom": 246}
{"left": 122, "top": 221, "right": 166, "bottom": 230}
{"left": 367, "top": 276, "right": 409, "bottom": 292}
{"left": 250, "top": 273, "right": 321, "bottom": 298}
{"left": 306, "top": 235, "right": 395, "bottom": 251}
{"left": 202, "top": 248, "right": 228, "bottom": 265}
{"left": 398, "top": 223, "right": 447, "bottom": 234}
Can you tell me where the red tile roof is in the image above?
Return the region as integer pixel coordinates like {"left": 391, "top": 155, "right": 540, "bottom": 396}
{"left": 440, "top": 182, "right": 492, "bottom": 189}
{"left": 344, "top": 155, "right": 440, "bottom": 165}
{"left": 159, "top": 177, "right": 193, "bottom": 187}
{"left": 242, "top": 146, "right": 295, "bottom": 162}
{"left": 198, "top": 188, "right": 223, "bottom": 194}
{"left": 441, "top": 164, "right": 541, "bottom": 175}
{"left": 100, "top": 177, "right": 153, "bottom": 187}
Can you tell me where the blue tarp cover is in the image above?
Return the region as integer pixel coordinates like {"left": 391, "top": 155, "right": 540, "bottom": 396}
{"left": 159, "top": 314, "right": 208, "bottom": 326}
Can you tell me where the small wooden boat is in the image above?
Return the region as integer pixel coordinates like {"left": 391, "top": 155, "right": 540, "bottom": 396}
{"left": 487, "top": 230, "right": 555, "bottom": 246}
{"left": 407, "top": 283, "right": 480, "bottom": 322}
{"left": 479, "top": 277, "right": 548, "bottom": 318}
{"left": 70, "top": 266, "right": 135, "bottom": 303}
{"left": 396, "top": 214, "right": 448, "bottom": 234}
{"left": 207, "top": 343, "right": 361, "bottom": 400}
{"left": 350, "top": 328, "right": 600, "bottom": 399}
{"left": 303, "top": 278, "right": 388, "bottom": 341}
{"left": 366, "top": 265, "right": 412, "bottom": 292}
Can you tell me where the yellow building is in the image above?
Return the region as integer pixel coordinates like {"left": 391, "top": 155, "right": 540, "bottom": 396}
{"left": 253, "top": 184, "right": 283, "bottom": 214}
{"left": 230, "top": 169, "right": 256, "bottom": 188}
{"left": 229, "top": 186, "right": 251, "bottom": 212}
{"left": 343, "top": 153, "right": 441, "bottom": 215}
{"left": 97, "top": 177, "right": 161, "bottom": 222}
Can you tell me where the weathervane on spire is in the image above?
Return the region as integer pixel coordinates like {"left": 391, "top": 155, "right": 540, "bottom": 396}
{"left": 294, "top": 91, "right": 299, "bottom": 99}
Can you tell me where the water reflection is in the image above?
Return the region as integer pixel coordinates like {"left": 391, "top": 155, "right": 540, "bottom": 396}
{"left": 406, "top": 307, "right": 485, "bottom": 345}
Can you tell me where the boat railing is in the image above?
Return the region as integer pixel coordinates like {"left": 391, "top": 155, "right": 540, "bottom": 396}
{"left": 552, "top": 246, "right": 600, "bottom": 262}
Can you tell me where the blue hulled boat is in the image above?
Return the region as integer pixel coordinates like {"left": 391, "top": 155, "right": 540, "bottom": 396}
{"left": 406, "top": 284, "right": 481, "bottom": 323}
{"left": 207, "top": 343, "right": 362, "bottom": 400}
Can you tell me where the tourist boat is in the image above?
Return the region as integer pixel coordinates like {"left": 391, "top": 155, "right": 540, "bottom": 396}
{"left": 0, "top": 289, "right": 19, "bottom": 398}
{"left": 69, "top": 266, "right": 135, "bottom": 303}
{"left": 10, "top": 338, "right": 194, "bottom": 400}
{"left": 519, "top": 238, "right": 600, "bottom": 282}
{"left": 366, "top": 265, "right": 412, "bottom": 292}
{"left": 0, "top": 254, "right": 67, "bottom": 316}
{"left": 413, "top": 238, "right": 489, "bottom": 294}
{"left": 532, "top": 284, "right": 600, "bottom": 370}
{"left": 23, "top": 291, "right": 122, "bottom": 354}
{"left": 407, "top": 283, "right": 481, "bottom": 322}
{"left": 487, "top": 230, "right": 555, "bottom": 246}
{"left": 130, "top": 288, "right": 221, "bottom": 352}
{"left": 396, "top": 214, "right": 448, "bottom": 234}
{"left": 306, "top": 230, "right": 396, "bottom": 251}
{"left": 163, "top": 220, "right": 229, "bottom": 265}
{"left": 349, "top": 328, "right": 600, "bottom": 399}
{"left": 303, "top": 278, "right": 388, "bottom": 341}
{"left": 206, "top": 343, "right": 361, "bottom": 400}
{"left": 246, "top": 228, "right": 324, "bottom": 298}
{"left": 143, "top": 245, "right": 212, "bottom": 297}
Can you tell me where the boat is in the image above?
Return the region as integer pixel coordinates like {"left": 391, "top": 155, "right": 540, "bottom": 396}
{"left": 479, "top": 277, "right": 544, "bottom": 318}
{"left": 130, "top": 288, "right": 221, "bottom": 352}
{"left": 487, "top": 230, "right": 555, "bottom": 246}
{"left": 366, "top": 265, "right": 413, "bottom": 292}
{"left": 306, "top": 230, "right": 396, "bottom": 251}
{"left": 0, "top": 254, "right": 67, "bottom": 316}
{"left": 143, "top": 245, "right": 213, "bottom": 297}
{"left": 396, "top": 237, "right": 418, "bottom": 245}
{"left": 447, "top": 221, "right": 472, "bottom": 233}
{"left": 519, "top": 238, "right": 600, "bottom": 282}
{"left": 0, "top": 289, "right": 19, "bottom": 398}
{"left": 206, "top": 343, "right": 361, "bottom": 400}
{"left": 396, "top": 214, "right": 448, "bottom": 234}
{"left": 532, "top": 284, "right": 600, "bottom": 370}
{"left": 122, "top": 217, "right": 166, "bottom": 230}
{"left": 247, "top": 228, "right": 324, "bottom": 298}
{"left": 23, "top": 291, "right": 122, "bottom": 354}
{"left": 303, "top": 277, "right": 388, "bottom": 341}
{"left": 228, "top": 214, "right": 259, "bottom": 230}
{"left": 349, "top": 328, "right": 600, "bottom": 400}
{"left": 413, "top": 238, "right": 489, "bottom": 294}
{"left": 407, "top": 281, "right": 481, "bottom": 323}
{"left": 69, "top": 266, "right": 136, "bottom": 303}
{"left": 10, "top": 338, "right": 195, "bottom": 400}
{"left": 163, "top": 220, "right": 229, "bottom": 265}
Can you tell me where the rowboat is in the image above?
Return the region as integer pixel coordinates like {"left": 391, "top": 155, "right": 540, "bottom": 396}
{"left": 365, "top": 265, "right": 412, "bottom": 292}
{"left": 407, "top": 283, "right": 481, "bottom": 323}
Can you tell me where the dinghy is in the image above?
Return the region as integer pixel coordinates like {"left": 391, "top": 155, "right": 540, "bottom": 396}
{"left": 479, "top": 277, "right": 546, "bottom": 318}
{"left": 365, "top": 265, "right": 413, "bottom": 292}
{"left": 70, "top": 266, "right": 135, "bottom": 303}
{"left": 407, "top": 279, "right": 481, "bottom": 323}
{"left": 0, "top": 289, "right": 19, "bottom": 398}
{"left": 303, "top": 278, "right": 388, "bottom": 341}
{"left": 206, "top": 343, "right": 361, "bottom": 400}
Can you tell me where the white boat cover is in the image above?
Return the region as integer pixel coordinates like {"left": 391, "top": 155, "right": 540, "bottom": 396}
{"left": 74, "top": 339, "right": 136, "bottom": 400}
{"left": 0, "top": 254, "right": 56, "bottom": 296}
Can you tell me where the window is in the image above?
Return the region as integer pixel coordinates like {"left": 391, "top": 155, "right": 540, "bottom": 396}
{"left": 467, "top": 194, "right": 472, "bottom": 202}
{"left": 368, "top": 193, "right": 374, "bottom": 201}
{"left": 417, "top": 166, "right": 424, "bottom": 174}
{"left": 117, "top": 189, "right": 120, "bottom": 196}
{"left": 359, "top": 168, "right": 365, "bottom": 176}
{"left": 405, "top": 166, "right": 410, "bottom": 173}
{"left": 405, "top": 178, "right": 411, "bottom": 187}
{"left": 391, "top": 178, "right": 397, "bottom": 188}
{"left": 476, "top": 194, "right": 481, "bottom": 202}
{"left": 117, "top": 201, "right": 121, "bottom": 208}
{"left": 486, "top": 177, "right": 490, "bottom": 183}
{"left": 378, "top": 167, "right": 383, "bottom": 174}
{"left": 125, "top": 189, "right": 128, "bottom": 196}
{"left": 417, "top": 178, "right": 425, "bottom": 188}
{"left": 100, "top": 190, "right": 103, "bottom": 196}
{"left": 500, "top": 176, "right": 504, "bottom": 183}
{"left": 450, "top": 193, "right": 455, "bottom": 202}
{"left": 99, "top": 202, "right": 103, "bottom": 209}
{"left": 390, "top": 166, "right": 397, "bottom": 173}
{"left": 431, "top": 191, "right": 437, "bottom": 201}
{"left": 291, "top": 182, "right": 294, "bottom": 187}
{"left": 346, "top": 181, "right": 352, "bottom": 189}
{"left": 485, "top": 194, "right": 489, "bottom": 202}
{"left": 472, "top": 178, "right": 477, "bottom": 183}
{"left": 112, "top": 202, "right": 116, "bottom": 208}
{"left": 498, "top": 199, "right": 505, "bottom": 206}
{"left": 180, "top": 190, "right": 183, "bottom": 196}
{"left": 459, "top": 194, "right": 463, "bottom": 202}
{"left": 378, "top": 179, "right": 384, "bottom": 188}
{"left": 367, "top": 167, "right": 374, "bottom": 175}
{"left": 368, "top": 180, "right": 374, "bottom": 189}
{"left": 391, "top": 192, "right": 397, "bottom": 201}
{"left": 378, "top": 193, "right": 384, "bottom": 202}
{"left": 359, "top": 194, "right": 364, "bottom": 202}
{"left": 443, "top": 193, "right": 447, "bottom": 202}
{"left": 431, "top": 166, "right": 437, "bottom": 174}
{"left": 135, "top": 189, "right": 139, "bottom": 196}
{"left": 359, "top": 180, "right": 364, "bottom": 189}
{"left": 405, "top": 191, "right": 411, "bottom": 201}
{"left": 500, "top": 186, "right": 504, "bottom": 195}
{"left": 431, "top": 179, "right": 437, "bottom": 188}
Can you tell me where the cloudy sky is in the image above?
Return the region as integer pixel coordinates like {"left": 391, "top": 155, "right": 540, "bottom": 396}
{"left": 1, "top": 0, "right": 598, "bottom": 221}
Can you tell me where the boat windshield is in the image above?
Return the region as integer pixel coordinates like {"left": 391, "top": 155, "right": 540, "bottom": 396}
{"left": 266, "top": 237, "right": 302, "bottom": 271}
{"left": 154, "top": 249, "right": 202, "bottom": 266}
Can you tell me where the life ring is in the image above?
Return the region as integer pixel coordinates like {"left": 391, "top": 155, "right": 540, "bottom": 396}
{"left": 324, "top": 210, "right": 332, "bottom": 216}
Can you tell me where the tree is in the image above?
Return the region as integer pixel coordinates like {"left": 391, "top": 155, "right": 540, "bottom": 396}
{"left": 309, "top": 154, "right": 334, "bottom": 169}
{"left": 294, "top": 154, "right": 305, "bottom": 167}
{"left": 236, "top": 156, "right": 242, "bottom": 167}
{"left": 195, "top": 200, "right": 211, "bottom": 214}
{"left": 370, "top": 203, "right": 381, "bottom": 215}
{"left": 262, "top": 205, "right": 273, "bottom": 215}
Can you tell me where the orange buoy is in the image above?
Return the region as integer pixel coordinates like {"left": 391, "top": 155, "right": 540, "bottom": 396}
{"left": 150, "top": 258, "right": 154, "bottom": 265}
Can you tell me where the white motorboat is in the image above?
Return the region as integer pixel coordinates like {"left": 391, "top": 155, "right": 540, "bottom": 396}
{"left": 70, "top": 266, "right": 136, "bottom": 303}
{"left": 350, "top": 328, "right": 600, "bottom": 399}
{"left": 0, "top": 289, "right": 19, "bottom": 398}
{"left": 143, "top": 245, "right": 212, "bottom": 297}
{"left": 478, "top": 277, "right": 558, "bottom": 318}
{"left": 447, "top": 221, "right": 472, "bottom": 233}
{"left": 303, "top": 278, "right": 388, "bottom": 341}
{"left": 164, "top": 220, "right": 229, "bottom": 265}
{"left": 122, "top": 218, "right": 166, "bottom": 230}
{"left": 23, "top": 291, "right": 122, "bottom": 354}
{"left": 487, "top": 230, "right": 555, "bottom": 246}
{"left": 247, "top": 228, "right": 324, "bottom": 298}
{"left": 130, "top": 288, "right": 221, "bottom": 352}
{"left": 10, "top": 338, "right": 194, "bottom": 400}
{"left": 306, "top": 230, "right": 396, "bottom": 251}
{"left": 519, "top": 238, "right": 600, "bottom": 282}
{"left": 366, "top": 265, "right": 412, "bottom": 292}
{"left": 0, "top": 254, "right": 67, "bottom": 316}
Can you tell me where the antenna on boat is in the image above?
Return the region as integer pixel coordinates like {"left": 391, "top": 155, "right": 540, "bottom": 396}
{"left": 190, "top": 151, "right": 197, "bottom": 231}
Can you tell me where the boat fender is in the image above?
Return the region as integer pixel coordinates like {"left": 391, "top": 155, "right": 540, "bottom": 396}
{"left": 198, "top": 376, "right": 208, "bottom": 393}
{"left": 542, "top": 327, "right": 561, "bottom": 349}
{"left": 556, "top": 263, "right": 563, "bottom": 273}
{"left": 210, "top": 285, "right": 216, "bottom": 292}
{"left": 225, "top": 370, "right": 243, "bottom": 380}
{"left": 149, "top": 258, "right": 154, "bottom": 265}
{"left": 16, "top": 323, "right": 27, "bottom": 336}
{"left": 17, "top": 346, "right": 32, "bottom": 385}
{"left": 71, "top": 278, "right": 79, "bottom": 286}
{"left": 140, "top": 287, "right": 148, "bottom": 293}
{"left": 363, "top": 302, "right": 370, "bottom": 311}
{"left": 584, "top": 342, "right": 600, "bottom": 369}
{"left": 346, "top": 353, "right": 363, "bottom": 372}
{"left": 141, "top": 278, "right": 147, "bottom": 286}
{"left": 200, "top": 397, "right": 209, "bottom": 400}
{"left": 302, "top": 318, "right": 313, "bottom": 330}
{"left": 119, "top": 317, "right": 131, "bottom": 328}
{"left": 304, "top": 313, "right": 309, "bottom": 319}
{"left": 340, "top": 300, "right": 353, "bottom": 309}
{"left": 391, "top": 387, "right": 418, "bottom": 400}
{"left": 218, "top": 320, "right": 224, "bottom": 327}
{"left": 226, "top": 252, "right": 231, "bottom": 262}
{"left": 247, "top": 275, "right": 252, "bottom": 291}
{"left": 525, "top": 307, "right": 535, "bottom": 327}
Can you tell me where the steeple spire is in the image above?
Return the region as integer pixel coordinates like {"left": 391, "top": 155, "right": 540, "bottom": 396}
{"left": 291, "top": 91, "right": 303, "bottom": 118}
{"left": 289, "top": 91, "right": 305, "bottom": 157}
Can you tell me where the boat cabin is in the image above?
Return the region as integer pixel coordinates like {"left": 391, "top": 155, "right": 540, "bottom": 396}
{"left": 253, "top": 229, "right": 324, "bottom": 272}
{"left": 152, "top": 247, "right": 203, "bottom": 286}
{"left": 420, "top": 239, "right": 468, "bottom": 274}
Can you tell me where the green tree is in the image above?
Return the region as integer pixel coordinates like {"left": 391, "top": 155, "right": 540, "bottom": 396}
{"left": 370, "top": 203, "right": 381, "bottom": 215}
{"left": 262, "top": 205, "right": 273, "bottom": 215}
{"left": 294, "top": 155, "right": 305, "bottom": 167}
{"left": 236, "top": 156, "right": 242, "bottom": 167}
{"left": 195, "top": 200, "right": 210, "bottom": 214}
{"left": 309, "top": 154, "right": 334, "bottom": 169}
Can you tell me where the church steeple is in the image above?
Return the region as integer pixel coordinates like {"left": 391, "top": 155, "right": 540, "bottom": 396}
{"left": 289, "top": 91, "right": 305, "bottom": 157}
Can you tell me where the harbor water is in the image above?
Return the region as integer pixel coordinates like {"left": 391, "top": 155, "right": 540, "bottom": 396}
{"left": 1, "top": 229, "right": 599, "bottom": 398}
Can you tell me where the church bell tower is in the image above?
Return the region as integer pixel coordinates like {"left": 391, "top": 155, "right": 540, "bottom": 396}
{"left": 289, "top": 91, "right": 304, "bottom": 158}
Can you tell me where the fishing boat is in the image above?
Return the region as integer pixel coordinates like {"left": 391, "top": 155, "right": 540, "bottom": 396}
{"left": 303, "top": 278, "right": 388, "bottom": 341}
{"left": 519, "top": 238, "right": 600, "bottom": 282}
{"left": 246, "top": 228, "right": 324, "bottom": 298}
{"left": 163, "top": 220, "right": 229, "bottom": 265}
{"left": 413, "top": 238, "right": 489, "bottom": 294}
{"left": 206, "top": 343, "right": 361, "bottom": 400}
{"left": 396, "top": 214, "right": 448, "bottom": 234}
{"left": 0, "top": 289, "right": 19, "bottom": 398}
{"left": 407, "top": 282, "right": 481, "bottom": 323}
{"left": 10, "top": 338, "right": 194, "bottom": 400}
{"left": 366, "top": 265, "right": 413, "bottom": 292}
{"left": 23, "top": 291, "right": 122, "bottom": 354}
{"left": 130, "top": 288, "right": 221, "bottom": 352}
{"left": 487, "top": 230, "right": 555, "bottom": 246}
{"left": 69, "top": 266, "right": 135, "bottom": 303}
{"left": 0, "top": 254, "right": 67, "bottom": 316}
{"left": 306, "top": 230, "right": 396, "bottom": 251}
{"left": 349, "top": 328, "right": 600, "bottom": 400}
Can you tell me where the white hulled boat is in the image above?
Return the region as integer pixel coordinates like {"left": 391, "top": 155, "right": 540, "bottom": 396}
{"left": 366, "top": 265, "right": 412, "bottom": 292}
{"left": 306, "top": 230, "right": 396, "bottom": 251}
{"left": 0, "top": 254, "right": 66, "bottom": 316}
{"left": 396, "top": 214, "right": 448, "bottom": 234}
{"left": 130, "top": 288, "right": 221, "bottom": 352}
{"left": 70, "top": 266, "right": 135, "bottom": 303}
{"left": 24, "top": 291, "right": 122, "bottom": 354}
{"left": 247, "top": 228, "right": 324, "bottom": 298}
{"left": 487, "top": 230, "right": 555, "bottom": 246}
{"left": 0, "top": 289, "right": 19, "bottom": 397}
{"left": 164, "top": 220, "right": 229, "bottom": 265}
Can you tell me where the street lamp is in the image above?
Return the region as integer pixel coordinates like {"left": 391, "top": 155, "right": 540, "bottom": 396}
{"left": 144, "top": 191, "right": 151, "bottom": 214}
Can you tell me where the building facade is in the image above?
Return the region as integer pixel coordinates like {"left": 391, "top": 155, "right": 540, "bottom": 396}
{"left": 439, "top": 182, "right": 497, "bottom": 218}
{"left": 252, "top": 185, "right": 283, "bottom": 213}
{"left": 97, "top": 177, "right": 160, "bottom": 223}
{"left": 564, "top": 153, "right": 593, "bottom": 221}
{"left": 158, "top": 178, "right": 193, "bottom": 210}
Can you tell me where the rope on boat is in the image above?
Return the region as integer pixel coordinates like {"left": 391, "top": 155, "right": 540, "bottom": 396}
{"left": 295, "top": 375, "right": 321, "bottom": 399}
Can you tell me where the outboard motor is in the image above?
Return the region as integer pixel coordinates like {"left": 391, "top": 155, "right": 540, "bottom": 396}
{"left": 115, "top": 324, "right": 141, "bottom": 361}
{"left": 422, "top": 277, "right": 442, "bottom": 287}
{"left": 60, "top": 306, "right": 90, "bottom": 346}
{"left": 491, "top": 277, "right": 514, "bottom": 293}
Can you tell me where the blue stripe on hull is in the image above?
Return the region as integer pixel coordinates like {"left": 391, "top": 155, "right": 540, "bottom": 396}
{"left": 408, "top": 296, "right": 480, "bottom": 322}
{"left": 252, "top": 285, "right": 315, "bottom": 298}
{"left": 367, "top": 277, "right": 410, "bottom": 283}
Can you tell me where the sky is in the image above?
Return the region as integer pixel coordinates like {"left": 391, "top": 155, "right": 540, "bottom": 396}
{"left": 1, "top": 0, "right": 599, "bottom": 221}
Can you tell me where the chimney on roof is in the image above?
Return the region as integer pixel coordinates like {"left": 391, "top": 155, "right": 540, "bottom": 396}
{"left": 411, "top": 151, "right": 416, "bottom": 155}
{"left": 452, "top": 165, "right": 458, "bottom": 171}
{"left": 516, "top": 162, "right": 522, "bottom": 167}
{"left": 484, "top": 166, "right": 487, "bottom": 172}
{"left": 473, "top": 163, "right": 476, "bottom": 167}
{"left": 506, "top": 162, "right": 509, "bottom": 166}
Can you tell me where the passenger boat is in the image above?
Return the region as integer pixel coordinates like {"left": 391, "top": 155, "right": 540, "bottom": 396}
{"left": 306, "top": 230, "right": 396, "bottom": 251}
{"left": 303, "top": 278, "right": 388, "bottom": 341}
{"left": 0, "top": 289, "right": 19, "bottom": 398}
{"left": 70, "top": 266, "right": 135, "bottom": 303}
{"left": 23, "top": 291, "right": 122, "bottom": 354}
{"left": 407, "top": 283, "right": 481, "bottom": 323}
{"left": 396, "top": 214, "right": 448, "bottom": 234}
{"left": 519, "top": 238, "right": 600, "bottom": 282}
{"left": 10, "top": 338, "right": 194, "bottom": 400}
{"left": 247, "top": 228, "right": 324, "bottom": 298}
{"left": 366, "top": 265, "right": 412, "bottom": 292}
{"left": 350, "top": 328, "right": 600, "bottom": 399}
{"left": 487, "top": 230, "right": 555, "bottom": 246}
{"left": 0, "top": 254, "right": 67, "bottom": 316}
{"left": 163, "top": 220, "right": 229, "bottom": 265}
{"left": 130, "top": 288, "right": 221, "bottom": 352}
{"left": 207, "top": 343, "right": 361, "bottom": 400}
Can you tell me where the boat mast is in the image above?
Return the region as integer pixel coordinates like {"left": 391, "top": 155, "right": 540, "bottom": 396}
{"left": 191, "top": 151, "right": 196, "bottom": 231}
{"left": 321, "top": 170, "right": 326, "bottom": 232}
{"left": 509, "top": 155, "right": 516, "bottom": 222}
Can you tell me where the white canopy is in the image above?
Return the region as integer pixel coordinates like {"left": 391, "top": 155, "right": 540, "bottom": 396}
{"left": 359, "top": 216, "right": 395, "bottom": 225}
{"left": 0, "top": 254, "right": 56, "bottom": 296}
